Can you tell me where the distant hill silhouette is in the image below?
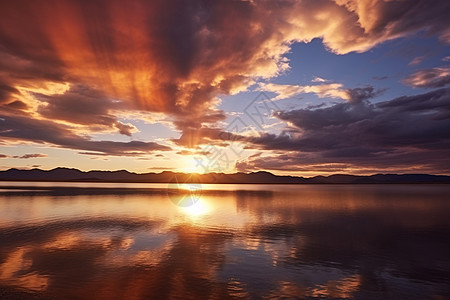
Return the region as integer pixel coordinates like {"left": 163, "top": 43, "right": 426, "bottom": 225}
{"left": 0, "top": 168, "right": 449, "bottom": 184}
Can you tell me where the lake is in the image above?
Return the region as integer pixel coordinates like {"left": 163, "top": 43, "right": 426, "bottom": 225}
{"left": 0, "top": 182, "right": 449, "bottom": 299}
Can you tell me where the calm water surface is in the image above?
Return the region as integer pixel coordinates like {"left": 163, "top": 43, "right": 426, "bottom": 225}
{"left": 0, "top": 183, "right": 449, "bottom": 299}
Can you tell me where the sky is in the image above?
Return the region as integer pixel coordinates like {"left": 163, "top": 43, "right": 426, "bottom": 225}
{"left": 0, "top": 0, "right": 449, "bottom": 176}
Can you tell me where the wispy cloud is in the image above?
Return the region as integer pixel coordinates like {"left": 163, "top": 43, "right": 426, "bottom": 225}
{"left": 408, "top": 56, "right": 426, "bottom": 66}
{"left": 0, "top": 114, "right": 171, "bottom": 156}
{"left": 403, "top": 67, "right": 450, "bottom": 88}
{"left": 260, "top": 83, "right": 382, "bottom": 103}
{"left": 311, "top": 77, "right": 329, "bottom": 83}
{"left": 0, "top": 153, "right": 47, "bottom": 159}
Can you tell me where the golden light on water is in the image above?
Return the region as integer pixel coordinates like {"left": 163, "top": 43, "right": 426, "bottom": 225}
{"left": 176, "top": 183, "right": 202, "bottom": 192}
{"left": 178, "top": 198, "right": 211, "bottom": 218}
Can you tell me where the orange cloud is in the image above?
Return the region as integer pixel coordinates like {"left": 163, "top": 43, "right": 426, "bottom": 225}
{"left": 0, "top": 0, "right": 449, "bottom": 149}
{"left": 403, "top": 67, "right": 450, "bottom": 88}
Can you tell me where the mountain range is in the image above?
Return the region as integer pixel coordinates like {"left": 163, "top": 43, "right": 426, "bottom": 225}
{"left": 0, "top": 168, "right": 449, "bottom": 184}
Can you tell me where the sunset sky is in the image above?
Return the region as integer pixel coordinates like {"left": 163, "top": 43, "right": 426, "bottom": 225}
{"left": 0, "top": 0, "right": 449, "bottom": 176}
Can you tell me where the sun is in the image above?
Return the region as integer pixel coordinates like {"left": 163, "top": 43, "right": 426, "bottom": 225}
{"left": 180, "top": 155, "right": 208, "bottom": 174}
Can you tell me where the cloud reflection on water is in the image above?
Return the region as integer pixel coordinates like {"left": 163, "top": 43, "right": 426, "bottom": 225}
{"left": 0, "top": 184, "right": 449, "bottom": 299}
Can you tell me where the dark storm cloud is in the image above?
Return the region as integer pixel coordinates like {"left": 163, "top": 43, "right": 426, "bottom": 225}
{"left": 0, "top": 84, "right": 18, "bottom": 104}
{"left": 0, "top": 83, "right": 28, "bottom": 112}
{"left": 37, "top": 85, "right": 119, "bottom": 127}
{"left": 345, "top": 86, "right": 383, "bottom": 104}
{"left": 0, "top": 114, "right": 171, "bottom": 156}
{"left": 340, "top": 0, "right": 450, "bottom": 45}
{"left": 236, "top": 149, "right": 450, "bottom": 174}
{"left": 37, "top": 85, "right": 137, "bottom": 136}
{"left": 4, "top": 100, "right": 28, "bottom": 110}
{"left": 235, "top": 88, "right": 450, "bottom": 173}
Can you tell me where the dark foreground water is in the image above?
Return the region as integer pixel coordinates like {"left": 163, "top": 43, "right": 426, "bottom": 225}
{"left": 0, "top": 183, "right": 449, "bottom": 299}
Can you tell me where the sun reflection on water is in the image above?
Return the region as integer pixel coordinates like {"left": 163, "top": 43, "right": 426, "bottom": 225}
{"left": 177, "top": 197, "right": 211, "bottom": 218}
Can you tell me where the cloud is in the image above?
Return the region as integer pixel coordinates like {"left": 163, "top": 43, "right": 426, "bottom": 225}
{"left": 114, "top": 121, "right": 138, "bottom": 137}
{"left": 0, "top": 84, "right": 29, "bottom": 112}
{"left": 0, "top": 84, "right": 18, "bottom": 104}
{"left": 311, "top": 77, "right": 329, "bottom": 83}
{"left": 171, "top": 127, "right": 229, "bottom": 148}
{"left": 403, "top": 67, "right": 450, "bottom": 88}
{"left": 4, "top": 100, "right": 28, "bottom": 110}
{"left": 147, "top": 166, "right": 175, "bottom": 170}
{"left": 0, "top": 153, "right": 47, "bottom": 159}
{"left": 345, "top": 86, "right": 383, "bottom": 104}
{"left": 36, "top": 84, "right": 137, "bottom": 136}
{"left": 14, "top": 153, "right": 47, "bottom": 159}
{"left": 176, "top": 150, "right": 211, "bottom": 156}
{"left": 261, "top": 83, "right": 381, "bottom": 103}
{"left": 0, "top": 114, "right": 171, "bottom": 156}
{"left": 372, "top": 76, "right": 388, "bottom": 80}
{"left": 261, "top": 83, "right": 348, "bottom": 101}
{"left": 234, "top": 88, "right": 450, "bottom": 174}
{"left": 0, "top": 0, "right": 449, "bottom": 147}
{"left": 408, "top": 56, "right": 425, "bottom": 66}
